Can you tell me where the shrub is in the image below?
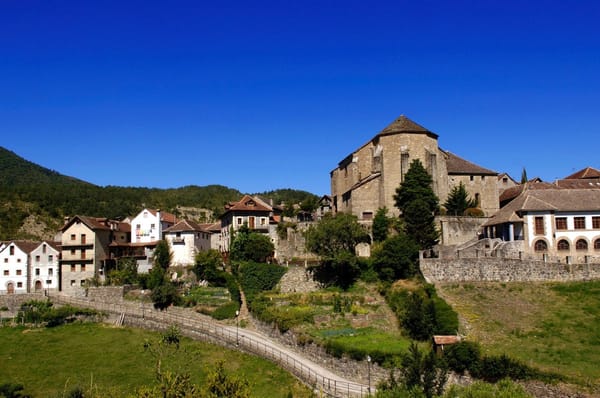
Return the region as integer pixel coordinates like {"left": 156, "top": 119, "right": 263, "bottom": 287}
{"left": 211, "top": 302, "right": 240, "bottom": 320}
{"left": 443, "top": 341, "right": 481, "bottom": 374}
{"left": 239, "top": 262, "right": 286, "bottom": 307}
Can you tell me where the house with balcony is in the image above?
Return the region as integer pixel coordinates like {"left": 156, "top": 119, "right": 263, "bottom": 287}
{"left": 164, "top": 219, "right": 211, "bottom": 267}
{"left": 220, "top": 195, "right": 277, "bottom": 254}
{"left": 59, "top": 216, "right": 129, "bottom": 295}
{"left": 130, "top": 208, "right": 177, "bottom": 244}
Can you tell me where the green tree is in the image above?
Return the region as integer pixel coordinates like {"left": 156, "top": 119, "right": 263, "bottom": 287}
{"left": 443, "top": 182, "right": 478, "bottom": 216}
{"left": 520, "top": 167, "right": 528, "bottom": 183}
{"left": 394, "top": 160, "right": 439, "bottom": 249}
{"left": 107, "top": 257, "right": 139, "bottom": 285}
{"left": 372, "top": 207, "right": 391, "bottom": 242}
{"left": 371, "top": 233, "right": 420, "bottom": 281}
{"left": 151, "top": 282, "right": 180, "bottom": 310}
{"left": 305, "top": 213, "right": 370, "bottom": 288}
{"left": 305, "top": 213, "right": 371, "bottom": 259}
{"left": 193, "top": 249, "right": 223, "bottom": 282}
{"left": 230, "top": 226, "right": 275, "bottom": 263}
{"left": 153, "top": 240, "right": 172, "bottom": 271}
{"left": 204, "top": 360, "right": 251, "bottom": 398}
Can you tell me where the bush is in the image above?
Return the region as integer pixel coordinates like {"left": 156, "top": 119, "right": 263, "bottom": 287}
{"left": 211, "top": 302, "right": 240, "bottom": 320}
{"left": 444, "top": 341, "right": 481, "bottom": 374}
{"left": 472, "top": 354, "right": 535, "bottom": 382}
{"left": 239, "top": 262, "right": 286, "bottom": 306}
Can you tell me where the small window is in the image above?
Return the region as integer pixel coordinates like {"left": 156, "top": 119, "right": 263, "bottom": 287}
{"left": 362, "top": 212, "right": 374, "bottom": 220}
{"left": 502, "top": 177, "right": 508, "bottom": 183}
{"left": 3, "top": 270, "right": 8, "bottom": 276}
{"left": 48, "top": 255, "right": 53, "bottom": 262}
{"left": 574, "top": 217, "right": 586, "bottom": 230}
{"left": 17, "top": 258, "right": 21, "bottom": 263}
{"left": 555, "top": 217, "right": 567, "bottom": 230}
{"left": 3, "top": 258, "right": 7, "bottom": 263}
{"left": 81, "top": 234, "right": 86, "bottom": 244}
{"left": 595, "top": 239, "right": 600, "bottom": 250}
{"left": 534, "top": 240, "right": 548, "bottom": 252}
{"left": 237, "top": 217, "right": 243, "bottom": 225}
{"left": 81, "top": 250, "right": 86, "bottom": 259}
{"left": 71, "top": 234, "right": 76, "bottom": 241}
{"left": 17, "top": 282, "right": 22, "bottom": 288}
{"left": 81, "top": 264, "right": 86, "bottom": 272}
{"left": 470, "top": 175, "right": 474, "bottom": 181}
{"left": 35, "top": 268, "right": 40, "bottom": 276}
{"left": 71, "top": 249, "right": 76, "bottom": 255}
{"left": 70, "top": 280, "right": 76, "bottom": 286}
{"left": 35, "top": 255, "right": 40, "bottom": 262}
{"left": 534, "top": 217, "right": 545, "bottom": 235}
{"left": 557, "top": 240, "right": 570, "bottom": 251}
{"left": 46, "top": 280, "right": 52, "bottom": 285}
{"left": 16, "top": 269, "right": 22, "bottom": 275}
{"left": 42, "top": 244, "right": 47, "bottom": 254}
{"left": 48, "top": 268, "right": 53, "bottom": 276}
{"left": 9, "top": 246, "right": 14, "bottom": 255}
{"left": 80, "top": 280, "right": 86, "bottom": 286}
{"left": 593, "top": 217, "right": 600, "bottom": 229}
{"left": 71, "top": 265, "right": 76, "bottom": 272}
{"left": 576, "top": 239, "right": 588, "bottom": 250}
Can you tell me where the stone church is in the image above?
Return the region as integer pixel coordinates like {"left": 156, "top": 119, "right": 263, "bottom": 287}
{"left": 330, "top": 115, "right": 499, "bottom": 220}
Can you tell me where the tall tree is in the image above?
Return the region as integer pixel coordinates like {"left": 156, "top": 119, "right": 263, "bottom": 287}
{"left": 153, "top": 240, "right": 172, "bottom": 271}
{"left": 394, "top": 159, "right": 439, "bottom": 249}
{"left": 230, "top": 225, "right": 275, "bottom": 263}
{"left": 444, "top": 182, "right": 478, "bottom": 215}
{"left": 520, "top": 167, "right": 528, "bottom": 183}
{"left": 371, "top": 232, "right": 420, "bottom": 281}
{"left": 372, "top": 207, "right": 391, "bottom": 242}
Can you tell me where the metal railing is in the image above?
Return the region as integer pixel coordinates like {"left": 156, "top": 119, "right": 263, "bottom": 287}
{"left": 49, "top": 294, "right": 371, "bottom": 397}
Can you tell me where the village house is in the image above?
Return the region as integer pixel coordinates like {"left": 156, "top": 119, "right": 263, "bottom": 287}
{"left": 0, "top": 241, "right": 39, "bottom": 294}
{"left": 482, "top": 168, "right": 600, "bottom": 263}
{"left": 59, "top": 216, "right": 129, "bottom": 294}
{"left": 220, "top": 195, "right": 278, "bottom": 255}
{"left": 164, "top": 220, "right": 220, "bottom": 267}
{"left": 130, "top": 208, "right": 177, "bottom": 244}
{"left": 330, "top": 115, "right": 499, "bottom": 221}
{"left": 29, "top": 241, "right": 61, "bottom": 292}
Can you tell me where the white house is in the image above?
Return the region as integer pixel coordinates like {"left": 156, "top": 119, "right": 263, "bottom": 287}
{"left": 130, "top": 209, "right": 177, "bottom": 244}
{"left": 164, "top": 220, "right": 206, "bottom": 267}
{"left": 0, "top": 241, "right": 38, "bottom": 294}
{"left": 29, "top": 241, "right": 61, "bottom": 292}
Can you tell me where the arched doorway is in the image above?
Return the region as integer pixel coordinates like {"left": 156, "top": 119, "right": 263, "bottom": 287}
{"left": 35, "top": 280, "right": 42, "bottom": 292}
{"left": 7, "top": 282, "right": 15, "bottom": 294}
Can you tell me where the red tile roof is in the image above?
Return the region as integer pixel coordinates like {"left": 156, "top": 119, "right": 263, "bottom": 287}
{"left": 147, "top": 209, "right": 178, "bottom": 224}
{"left": 564, "top": 167, "right": 600, "bottom": 180}
{"left": 223, "top": 195, "right": 272, "bottom": 213}
{"left": 444, "top": 151, "right": 497, "bottom": 176}
{"left": 164, "top": 219, "right": 204, "bottom": 233}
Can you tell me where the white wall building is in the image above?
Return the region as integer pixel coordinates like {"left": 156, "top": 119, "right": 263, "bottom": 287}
{"left": 29, "top": 241, "right": 61, "bottom": 292}
{"left": 0, "top": 241, "right": 38, "bottom": 294}
{"left": 130, "top": 209, "right": 177, "bottom": 244}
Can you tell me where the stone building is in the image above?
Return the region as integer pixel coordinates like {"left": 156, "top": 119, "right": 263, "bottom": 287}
{"left": 330, "top": 115, "right": 499, "bottom": 220}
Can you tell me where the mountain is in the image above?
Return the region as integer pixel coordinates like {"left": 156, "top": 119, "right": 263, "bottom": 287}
{"left": 0, "top": 147, "right": 318, "bottom": 240}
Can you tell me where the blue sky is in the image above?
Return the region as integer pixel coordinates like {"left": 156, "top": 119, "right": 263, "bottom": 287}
{"left": 2, "top": 1, "right": 599, "bottom": 195}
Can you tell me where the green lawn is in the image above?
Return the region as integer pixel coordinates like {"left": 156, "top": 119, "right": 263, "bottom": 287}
{"left": 438, "top": 280, "right": 600, "bottom": 388}
{"left": 0, "top": 322, "right": 312, "bottom": 397}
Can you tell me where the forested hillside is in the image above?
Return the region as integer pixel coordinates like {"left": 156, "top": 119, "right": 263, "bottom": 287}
{"left": 0, "top": 147, "right": 318, "bottom": 240}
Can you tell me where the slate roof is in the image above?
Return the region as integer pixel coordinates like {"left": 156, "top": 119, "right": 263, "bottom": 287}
{"left": 444, "top": 151, "right": 497, "bottom": 176}
{"left": 485, "top": 188, "right": 600, "bottom": 227}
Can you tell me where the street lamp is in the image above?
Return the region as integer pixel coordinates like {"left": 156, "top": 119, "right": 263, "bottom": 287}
{"left": 367, "top": 355, "right": 371, "bottom": 395}
{"left": 235, "top": 310, "right": 240, "bottom": 346}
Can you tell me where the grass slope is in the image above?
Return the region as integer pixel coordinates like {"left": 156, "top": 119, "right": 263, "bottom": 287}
{"left": 0, "top": 323, "right": 312, "bottom": 397}
{"left": 437, "top": 280, "right": 600, "bottom": 388}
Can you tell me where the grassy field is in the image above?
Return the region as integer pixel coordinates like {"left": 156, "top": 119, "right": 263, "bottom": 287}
{"left": 0, "top": 322, "right": 312, "bottom": 397}
{"left": 437, "top": 280, "right": 600, "bottom": 389}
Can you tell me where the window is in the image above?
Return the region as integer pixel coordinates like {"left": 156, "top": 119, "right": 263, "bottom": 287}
{"left": 557, "top": 240, "right": 570, "bottom": 251}
{"left": 71, "top": 265, "right": 76, "bottom": 272}
{"left": 81, "top": 250, "right": 86, "bottom": 259}
{"left": 71, "top": 234, "right": 76, "bottom": 241}
{"left": 362, "top": 212, "right": 373, "bottom": 220}
{"left": 534, "top": 217, "right": 545, "bottom": 235}
{"left": 9, "top": 246, "right": 14, "bottom": 255}
{"left": 593, "top": 217, "right": 600, "bottom": 229}
{"left": 46, "top": 280, "right": 52, "bottom": 285}
{"left": 151, "top": 223, "right": 155, "bottom": 229}
{"left": 470, "top": 175, "right": 474, "bottom": 181}
{"left": 35, "top": 268, "right": 40, "bottom": 276}
{"left": 534, "top": 240, "right": 548, "bottom": 252}
{"left": 35, "top": 255, "right": 40, "bottom": 262}
{"left": 70, "top": 280, "right": 76, "bottom": 286}
{"left": 237, "top": 217, "right": 243, "bottom": 225}
{"left": 574, "top": 217, "right": 586, "bottom": 230}
{"left": 3, "top": 258, "right": 7, "bottom": 263}
{"left": 17, "top": 282, "right": 22, "bottom": 288}
{"left": 17, "top": 259, "right": 21, "bottom": 263}
{"left": 3, "top": 270, "right": 8, "bottom": 276}
{"left": 48, "top": 268, "right": 53, "bottom": 276}
{"left": 81, "top": 264, "right": 86, "bottom": 272}
{"left": 555, "top": 217, "right": 567, "bottom": 230}
{"left": 48, "top": 255, "right": 53, "bottom": 262}
{"left": 42, "top": 244, "right": 46, "bottom": 253}
{"left": 71, "top": 249, "right": 76, "bottom": 255}
{"left": 81, "top": 234, "right": 86, "bottom": 244}
{"left": 16, "top": 269, "right": 22, "bottom": 275}
{"left": 576, "top": 239, "right": 588, "bottom": 250}
{"left": 80, "top": 280, "right": 86, "bottom": 286}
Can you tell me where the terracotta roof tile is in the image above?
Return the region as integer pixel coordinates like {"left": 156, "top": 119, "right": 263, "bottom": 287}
{"left": 164, "top": 219, "right": 204, "bottom": 233}
{"left": 223, "top": 195, "right": 272, "bottom": 213}
{"left": 564, "top": 167, "right": 600, "bottom": 180}
{"left": 10, "top": 240, "right": 41, "bottom": 254}
{"left": 380, "top": 115, "right": 436, "bottom": 136}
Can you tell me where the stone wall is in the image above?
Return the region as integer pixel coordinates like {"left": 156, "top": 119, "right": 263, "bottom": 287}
{"left": 275, "top": 223, "right": 319, "bottom": 262}
{"left": 278, "top": 265, "right": 320, "bottom": 293}
{"left": 438, "top": 216, "right": 489, "bottom": 246}
{"left": 86, "top": 285, "right": 136, "bottom": 302}
{"left": 421, "top": 257, "right": 600, "bottom": 283}
{"left": 0, "top": 293, "right": 44, "bottom": 312}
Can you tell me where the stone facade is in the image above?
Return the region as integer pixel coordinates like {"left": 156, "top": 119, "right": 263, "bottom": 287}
{"left": 330, "top": 115, "right": 499, "bottom": 223}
